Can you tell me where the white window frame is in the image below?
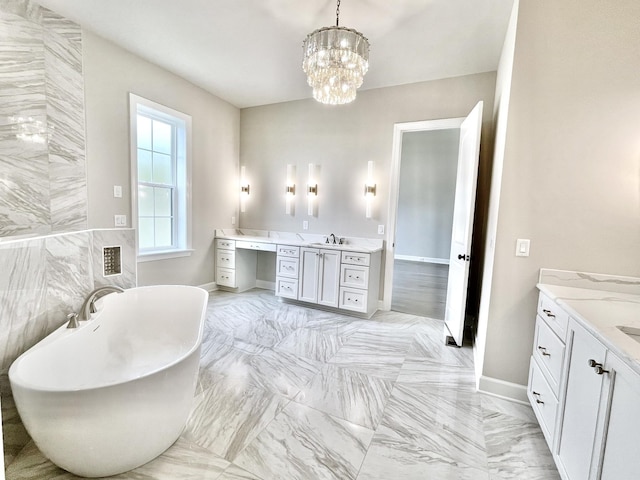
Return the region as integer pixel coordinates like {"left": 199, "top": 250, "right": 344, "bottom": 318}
{"left": 129, "top": 93, "right": 193, "bottom": 262}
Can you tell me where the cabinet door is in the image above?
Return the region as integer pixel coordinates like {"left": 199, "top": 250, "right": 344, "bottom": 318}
{"left": 599, "top": 353, "right": 640, "bottom": 479}
{"left": 317, "top": 249, "right": 340, "bottom": 307}
{"left": 298, "top": 248, "right": 319, "bottom": 303}
{"left": 557, "top": 319, "right": 607, "bottom": 480}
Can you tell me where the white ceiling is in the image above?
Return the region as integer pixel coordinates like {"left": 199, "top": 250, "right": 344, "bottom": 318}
{"left": 35, "top": 0, "right": 515, "bottom": 109}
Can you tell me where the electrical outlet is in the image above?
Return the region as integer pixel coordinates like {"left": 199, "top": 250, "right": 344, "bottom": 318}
{"left": 114, "top": 215, "right": 127, "bottom": 227}
{"left": 377, "top": 225, "right": 385, "bottom": 235}
{"left": 113, "top": 185, "right": 122, "bottom": 198}
{"left": 303, "top": 220, "right": 309, "bottom": 230}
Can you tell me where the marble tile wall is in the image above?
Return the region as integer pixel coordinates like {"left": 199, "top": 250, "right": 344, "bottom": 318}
{"left": 0, "top": 228, "right": 136, "bottom": 373}
{"left": 0, "top": 0, "right": 87, "bottom": 238}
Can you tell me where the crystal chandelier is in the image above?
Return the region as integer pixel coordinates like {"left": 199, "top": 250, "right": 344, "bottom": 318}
{"left": 302, "top": 0, "right": 370, "bottom": 105}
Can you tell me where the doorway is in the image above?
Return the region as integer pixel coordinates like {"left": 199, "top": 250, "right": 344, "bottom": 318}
{"left": 390, "top": 128, "right": 460, "bottom": 318}
{"left": 384, "top": 103, "right": 483, "bottom": 347}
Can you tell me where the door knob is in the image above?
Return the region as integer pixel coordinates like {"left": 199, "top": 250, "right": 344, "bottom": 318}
{"left": 457, "top": 254, "right": 470, "bottom": 261}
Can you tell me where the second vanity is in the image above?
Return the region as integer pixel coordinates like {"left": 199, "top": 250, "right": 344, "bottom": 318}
{"left": 214, "top": 229, "right": 383, "bottom": 317}
{"left": 528, "top": 269, "right": 640, "bottom": 480}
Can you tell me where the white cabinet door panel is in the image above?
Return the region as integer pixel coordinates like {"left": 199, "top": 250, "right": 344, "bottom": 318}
{"left": 558, "top": 319, "right": 607, "bottom": 480}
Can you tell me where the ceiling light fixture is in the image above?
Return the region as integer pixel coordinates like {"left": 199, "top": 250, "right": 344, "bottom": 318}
{"left": 302, "top": 0, "right": 370, "bottom": 105}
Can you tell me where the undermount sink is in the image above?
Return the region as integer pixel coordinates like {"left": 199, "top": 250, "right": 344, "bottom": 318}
{"left": 617, "top": 325, "right": 640, "bottom": 344}
{"left": 307, "top": 242, "right": 343, "bottom": 248}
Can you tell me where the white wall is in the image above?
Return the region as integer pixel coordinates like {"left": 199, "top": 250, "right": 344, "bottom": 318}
{"left": 82, "top": 31, "right": 240, "bottom": 286}
{"left": 240, "top": 73, "right": 496, "bottom": 304}
{"left": 478, "top": 0, "right": 640, "bottom": 392}
{"left": 396, "top": 129, "right": 459, "bottom": 261}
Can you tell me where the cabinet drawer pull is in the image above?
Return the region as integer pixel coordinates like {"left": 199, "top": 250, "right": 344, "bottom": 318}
{"left": 537, "top": 346, "right": 551, "bottom": 357}
{"left": 542, "top": 309, "right": 556, "bottom": 319}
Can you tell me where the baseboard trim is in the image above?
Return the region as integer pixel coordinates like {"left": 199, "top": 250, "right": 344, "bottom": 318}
{"left": 198, "top": 282, "right": 217, "bottom": 292}
{"left": 477, "top": 375, "right": 529, "bottom": 404}
{"left": 256, "top": 280, "right": 275, "bottom": 291}
{"left": 394, "top": 254, "right": 449, "bottom": 265}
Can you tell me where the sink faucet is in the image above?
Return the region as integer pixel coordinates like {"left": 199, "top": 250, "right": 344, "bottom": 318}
{"left": 328, "top": 233, "right": 337, "bottom": 244}
{"left": 79, "top": 285, "right": 125, "bottom": 320}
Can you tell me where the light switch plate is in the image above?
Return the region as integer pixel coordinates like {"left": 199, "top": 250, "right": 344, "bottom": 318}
{"left": 516, "top": 238, "right": 530, "bottom": 257}
{"left": 113, "top": 185, "right": 122, "bottom": 198}
{"left": 114, "top": 214, "right": 127, "bottom": 227}
{"left": 303, "top": 220, "right": 309, "bottom": 230}
{"left": 377, "top": 225, "right": 385, "bottom": 235}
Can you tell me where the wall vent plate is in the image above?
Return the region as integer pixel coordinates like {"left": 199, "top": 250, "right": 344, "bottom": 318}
{"left": 103, "top": 246, "right": 122, "bottom": 276}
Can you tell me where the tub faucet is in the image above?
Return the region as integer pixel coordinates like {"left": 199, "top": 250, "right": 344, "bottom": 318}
{"left": 80, "top": 286, "right": 125, "bottom": 320}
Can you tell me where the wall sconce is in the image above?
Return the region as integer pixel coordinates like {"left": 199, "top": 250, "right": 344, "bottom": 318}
{"left": 285, "top": 164, "right": 296, "bottom": 215}
{"left": 365, "top": 160, "right": 376, "bottom": 219}
{"left": 240, "top": 165, "right": 250, "bottom": 213}
{"left": 307, "top": 163, "right": 317, "bottom": 216}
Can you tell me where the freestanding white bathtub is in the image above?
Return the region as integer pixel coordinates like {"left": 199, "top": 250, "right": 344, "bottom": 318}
{"left": 9, "top": 285, "right": 208, "bottom": 478}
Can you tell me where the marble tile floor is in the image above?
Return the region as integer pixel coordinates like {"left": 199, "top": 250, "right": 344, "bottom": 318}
{"left": 3, "top": 289, "right": 559, "bottom": 479}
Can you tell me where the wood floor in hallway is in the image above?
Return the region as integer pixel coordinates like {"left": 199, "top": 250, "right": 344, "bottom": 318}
{"left": 391, "top": 260, "right": 448, "bottom": 319}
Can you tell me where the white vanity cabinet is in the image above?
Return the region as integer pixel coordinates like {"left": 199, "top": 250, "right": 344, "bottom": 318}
{"left": 339, "top": 251, "right": 372, "bottom": 314}
{"left": 275, "top": 245, "right": 300, "bottom": 300}
{"left": 598, "top": 352, "right": 640, "bottom": 479}
{"left": 529, "top": 291, "right": 640, "bottom": 480}
{"left": 298, "top": 247, "right": 341, "bottom": 307}
{"left": 215, "top": 238, "right": 260, "bottom": 292}
{"left": 556, "top": 317, "right": 608, "bottom": 480}
{"left": 215, "top": 239, "right": 237, "bottom": 288}
{"left": 528, "top": 292, "right": 568, "bottom": 446}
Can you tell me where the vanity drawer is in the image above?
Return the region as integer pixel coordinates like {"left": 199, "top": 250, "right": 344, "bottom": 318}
{"left": 277, "top": 257, "right": 299, "bottom": 278}
{"left": 528, "top": 357, "right": 559, "bottom": 445}
{"left": 277, "top": 245, "right": 300, "bottom": 257}
{"left": 340, "top": 265, "right": 369, "bottom": 289}
{"left": 538, "top": 292, "right": 569, "bottom": 340}
{"left": 341, "top": 251, "right": 370, "bottom": 267}
{"left": 216, "top": 249, "right": 235, "bottom": 268}
{"left": 216, "top": 267, "right": 236, "bottom": 287}
{"left": 339, "top": 287, "right": 368, "bottom": 313}
{"left": 276, "top": 278, "right": 298, "bottom": 299}
{"left": 235, "top": 240, "right": 276, "bottom": 252}
{"left": 533, "top": 315, "right": 565, "bottom": 395}
{"left": 215, "top": 238, "right": 235, "bottom": 250}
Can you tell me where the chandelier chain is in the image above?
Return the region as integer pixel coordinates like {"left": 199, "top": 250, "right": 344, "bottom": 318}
{"left": 336, "top": 0, "right": 341, "bottom": 26}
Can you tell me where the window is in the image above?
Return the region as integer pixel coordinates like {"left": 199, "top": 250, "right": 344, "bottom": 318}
{"left": 129, "top": 94, "right": 192, "bottom": 261}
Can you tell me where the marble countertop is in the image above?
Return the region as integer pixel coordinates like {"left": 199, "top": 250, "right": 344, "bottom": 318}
{"left": 215, "top": 229, "right": 384, "bottom": 253}
{"left": 537, "top": 268, "right": 640, "bottom": 376}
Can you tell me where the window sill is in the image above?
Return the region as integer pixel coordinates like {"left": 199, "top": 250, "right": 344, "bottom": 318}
{"left": 137, "top": 249, "right": 194, "bottom": 263}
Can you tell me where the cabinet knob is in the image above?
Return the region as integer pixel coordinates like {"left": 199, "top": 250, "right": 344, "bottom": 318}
{"left": 532, "top": 391, "right": 544, "bottom": 404}
{"left": 588, "top": 359, "right": 609, "bottom": 375}
{"left": 537, "top": 346, "right": 551, "bottom": 357}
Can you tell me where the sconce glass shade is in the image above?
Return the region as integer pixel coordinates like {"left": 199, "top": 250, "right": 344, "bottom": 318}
{"left": 307, "top": 163, "right": 317, "bottom": 216}
{"left": 365, "top": 160, "right": 375, "bottom": 219}
{"left": 285, "top": 164, "right": 296, "bottom": 215}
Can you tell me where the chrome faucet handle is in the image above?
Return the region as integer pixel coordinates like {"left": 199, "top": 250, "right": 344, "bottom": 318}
{"left": 66, "top": 312, "right": 79, "bottom": 329}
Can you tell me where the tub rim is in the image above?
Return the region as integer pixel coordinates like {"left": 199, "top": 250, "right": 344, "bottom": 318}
{"left": 8, "top": 285, "right": 208, "bottom": 393}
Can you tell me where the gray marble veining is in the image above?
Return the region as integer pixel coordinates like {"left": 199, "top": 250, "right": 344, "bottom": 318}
{"left": 539, "top": 268, "right": 640, "bottom": 295}
{"left": 233, "top": 401, "right": 374, "bottom": 480}
{"left": 5, "top": 289, "right": 558, "bottom": 479}
{"left": 184, "top": 372, "right": 290, "bottom": 462}
{"left": 1, "top": 0, "right": 87, "bottom": 238}
{"left": 294, "top": 364, "right": 394, "bottom": 429}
